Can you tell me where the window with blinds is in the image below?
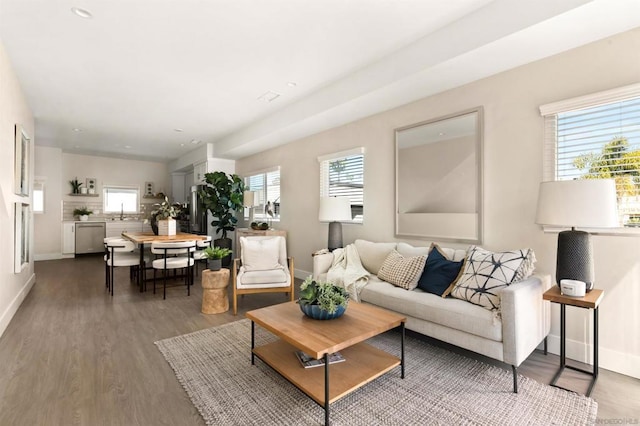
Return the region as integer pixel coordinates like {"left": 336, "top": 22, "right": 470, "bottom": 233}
{"left": 541, "top": 83, "right": 640, "bottom": 227}
{"left": 244, "top": 168, "right": 281, "bottom": 221}
{"left": 319, "top": 148, "right": 365, "bottom": 222}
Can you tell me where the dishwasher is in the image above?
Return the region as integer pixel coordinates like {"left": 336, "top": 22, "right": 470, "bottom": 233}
{"left": 75, "top": 222, "right": 106, "bottom": 254}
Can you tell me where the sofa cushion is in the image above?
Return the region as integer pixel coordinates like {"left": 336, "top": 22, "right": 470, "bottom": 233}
{"left": 417, "top": 243, "right": 465, "bottom": 296}
{"left": 377, "top": 250, "right": 427, "bottom": 290}
{"left": 241, "top": 237, "right": 282, "bottom": 271}
{"left": 396, "top": 242, "right": 430, "bottom": 257}
{"left": 354, "top": 240, "right": 397, "bottom": 275}
{"left": 450, "top": 246, "right": 536, "bottom": 312}
{"left": 360, "top": 277, "right": 502, "bottom": 342}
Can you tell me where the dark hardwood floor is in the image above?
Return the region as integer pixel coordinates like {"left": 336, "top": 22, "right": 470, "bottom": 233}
{"left": 0, "top": 256, "right": 637, "bottom": 425}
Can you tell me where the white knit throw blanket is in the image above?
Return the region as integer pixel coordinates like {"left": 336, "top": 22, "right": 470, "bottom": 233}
{"left": 326, "top": 244, "right": 369, "bottom": 302}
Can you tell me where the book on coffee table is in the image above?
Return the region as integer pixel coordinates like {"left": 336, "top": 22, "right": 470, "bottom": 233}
{"left": 295, "top": 350, "right": 345, "bottom": 369}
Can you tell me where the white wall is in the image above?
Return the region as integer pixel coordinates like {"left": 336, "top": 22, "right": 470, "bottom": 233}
{"left": 235, "top": 27, "right": 640, "bottom": 378}
{"left": 0, "top": 40, "right": 36, "bottom": 338}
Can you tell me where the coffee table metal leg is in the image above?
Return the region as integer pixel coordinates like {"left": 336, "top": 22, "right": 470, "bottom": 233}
{"left": 400, "top": 322, "right": 405, "bottom": 379}
{"left": 324, "top": 353, "right": 330, "bottom": 425}
{"left": 251, "top": 321, "right": 255, "bottom": 365}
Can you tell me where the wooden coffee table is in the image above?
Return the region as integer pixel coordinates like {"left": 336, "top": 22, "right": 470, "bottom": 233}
{"left": 246, "top": 301, "right": 406, "bottom": 425}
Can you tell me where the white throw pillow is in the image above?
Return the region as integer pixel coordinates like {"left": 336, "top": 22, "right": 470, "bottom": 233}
{"left": 450, "top": 246, "right": 536, "bottom": 312}
{"left": 241, "top": 237, "right": 283, "bottom": 271}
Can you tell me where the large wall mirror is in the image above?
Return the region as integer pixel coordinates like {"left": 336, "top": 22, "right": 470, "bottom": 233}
{"left": 395, "top": 107, "right": 483, "bottom": 243}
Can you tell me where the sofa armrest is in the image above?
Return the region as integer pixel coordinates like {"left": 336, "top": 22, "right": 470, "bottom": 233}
{"left": 501, "top": 274, "right": 552, "bottom": 367}
{"left": 312, "top": 252, "right": 334, "bottom": 280}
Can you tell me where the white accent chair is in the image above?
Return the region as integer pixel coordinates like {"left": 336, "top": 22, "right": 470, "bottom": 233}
{"left": 104, "top": 238, "right": 148, "bottom": 296}
{"left": 232, "top": 236, "right": 294, "bottom": 315}
{"left": 151, "top": 241, "right": 196, "bottom": 299}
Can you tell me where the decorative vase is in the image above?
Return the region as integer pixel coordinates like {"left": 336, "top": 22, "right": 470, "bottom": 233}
{"left": 80, "top": 187, "right": 88, "bottom": 194}
{"left": 88, "top": 188, "right": 95, "bottom": 194}
{"left": 79, "top": 215, "right": 89, "bottom": 221}
{"left": 208, "top": 259, "right": 222, "bottom": 271}
{"left": 158, "top": 218, "right": 176, "bottom": 236}
{"left": 299, "top": 303, "right": 346, "bottom": 320}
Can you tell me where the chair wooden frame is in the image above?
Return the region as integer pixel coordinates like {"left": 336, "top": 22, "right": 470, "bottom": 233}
{"left": 231, "top": 257, "right": 295, "bottom": 315}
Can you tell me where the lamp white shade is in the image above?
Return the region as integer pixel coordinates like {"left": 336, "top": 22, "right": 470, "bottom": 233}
{"left": 243, "top": 191, "right": 256, "bottom": 208}
{"left": 535, "top": 179, "right": 618, "bottom": 228}
{"left": 319, "top": 197, "right": 352, "bottom": 222}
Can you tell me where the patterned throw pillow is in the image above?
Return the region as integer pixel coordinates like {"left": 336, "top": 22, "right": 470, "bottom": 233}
{"left": 377, "top": 250, "right": 427, "bottom": 290}
{"left": 450, "top": 246, "right": 536, "bottom": 311}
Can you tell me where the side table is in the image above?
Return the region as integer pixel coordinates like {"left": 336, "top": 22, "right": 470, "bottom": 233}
{"left": 201, "top": 268, "right": 230, "bottom": 314}
{"left": 543, "top": 286, "right": 604, "bottom": 396}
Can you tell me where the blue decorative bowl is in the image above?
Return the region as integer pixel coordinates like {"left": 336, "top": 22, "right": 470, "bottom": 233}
{"left": 299, "top": 303, "right": 346, "bottom": 320}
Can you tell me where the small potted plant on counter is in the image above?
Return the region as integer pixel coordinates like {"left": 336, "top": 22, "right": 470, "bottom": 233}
{"left": 201, "top": 246, "right": 232, "bottom": 271}
{"left": 298, "top": 276, "right": 349, "bottom": 320}
{"left": 73, "top": 207, "right": 93, "bottom": 221}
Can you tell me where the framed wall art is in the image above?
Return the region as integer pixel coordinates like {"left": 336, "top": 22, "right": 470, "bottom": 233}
{"left": 14, "top": 125, "right": 30, "bottom": 197}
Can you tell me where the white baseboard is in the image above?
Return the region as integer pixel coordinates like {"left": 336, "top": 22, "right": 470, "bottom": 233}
{"left": 0, "top": 272, "right": 36, "bottom": 338}
{"left": 544, "top": 333, "right": 640, "bottom": 379}
{"left": 294, "top": 268, "right": 312, "bottom": 280}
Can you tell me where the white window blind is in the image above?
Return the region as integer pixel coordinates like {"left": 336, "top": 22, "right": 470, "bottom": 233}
{"left": 541, "top": 83, "right": 640, "bottom": 227}
{"left": 318, "top": 147, "right": 365, "bottom": 222}
{"left": 244, "top": 167, "right": 280, "bottom": 221}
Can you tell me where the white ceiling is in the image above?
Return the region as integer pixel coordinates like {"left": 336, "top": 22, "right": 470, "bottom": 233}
{"left": 1, "top": 0, "right": 639, "bottom": 163}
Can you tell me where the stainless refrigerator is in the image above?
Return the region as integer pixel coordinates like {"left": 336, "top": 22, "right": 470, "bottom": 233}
{"left": 190, "top": 185, "right": 208, "bottom": 235}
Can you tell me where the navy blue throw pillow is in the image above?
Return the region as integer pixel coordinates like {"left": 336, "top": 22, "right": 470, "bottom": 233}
{"left": 417, "top": 246, "right": 464, "bottom": 296}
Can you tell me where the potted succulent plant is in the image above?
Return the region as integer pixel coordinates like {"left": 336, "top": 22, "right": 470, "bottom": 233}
{"left": 201, "top": 246, "right": 232, "bottom": 271}
{"left": 150, "top": 196, "right": 177, "bottom": 235}
{"left": 73, "top": 207, "right": 93, "bottom": 221}
{"left": 199, "top": 171, "right": 245, "bottom": 266}
{"left": 298, "top": 276, "right": 349, "bottom": 320}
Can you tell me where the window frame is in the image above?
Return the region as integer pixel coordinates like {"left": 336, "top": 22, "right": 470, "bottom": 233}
{"left": 540, "top": 82, "right": 640, "bottom": 235}
{"left": 103, "top": 185, "right": 140, "bottom": 214}
{"left": 243, "top": 166, "right": 281, "bottom": 222}
{"left": 318, "top": 147, "right": 365, "bottom": 224}
{"left": 33, "top": 178, "right": 45, "bottom": 214}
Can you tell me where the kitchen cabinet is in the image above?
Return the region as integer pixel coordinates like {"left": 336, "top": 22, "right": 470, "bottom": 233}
{"left": 62, "top": 222, "right": 75, "bottom": 254}
{"left": 194, "top": 161, "right": 207, "bottom": 184}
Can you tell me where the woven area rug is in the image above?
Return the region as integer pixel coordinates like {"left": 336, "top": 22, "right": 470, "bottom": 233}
{"left": 155, "top": 319, "right": 597, "bottom": 426}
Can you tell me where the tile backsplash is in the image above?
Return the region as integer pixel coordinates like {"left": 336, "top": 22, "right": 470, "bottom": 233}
{"left": 63, "top": 200, "right": 158, "bottom": 221}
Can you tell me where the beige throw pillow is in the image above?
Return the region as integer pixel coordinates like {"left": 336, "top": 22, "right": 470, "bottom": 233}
{"left": 354, "top": 239, "right": 397, "bottom": 275}
{"left": 377, "top": 250, "right": 427, "bottom": 290}
{"left": 241, "top": 237, "right": 282, "bottom": 271}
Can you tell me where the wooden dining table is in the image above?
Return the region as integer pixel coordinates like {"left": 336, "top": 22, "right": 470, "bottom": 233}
{"left": 121, "top": 232, "right": 210, "bottom": 292}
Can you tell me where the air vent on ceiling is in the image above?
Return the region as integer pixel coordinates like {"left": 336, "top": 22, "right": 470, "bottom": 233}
{"left": 257, "top": 91, "right": 281, "bottom": 102}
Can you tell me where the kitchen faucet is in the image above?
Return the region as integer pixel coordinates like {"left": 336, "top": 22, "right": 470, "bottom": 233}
{"left": 120, "top": 203, "right": 124, "bottom": 220}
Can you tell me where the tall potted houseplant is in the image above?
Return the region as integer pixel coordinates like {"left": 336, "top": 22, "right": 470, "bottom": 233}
{"left": 199, "top": 171, "right": 245, "bottom": 266}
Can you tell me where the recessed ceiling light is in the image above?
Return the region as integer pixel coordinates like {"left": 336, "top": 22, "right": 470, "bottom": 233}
{"left": 124, "top": 145, "right": 132, "bottom": 149}
{"left": 174, "top": 128, "right": 184, "bottom": 132}
{"left": 74, "top": 145, "right": 80, "bottom": 149}
{"left": 190, "top": 139, "right": 201, "bottom": 145}
{"left": 257, "top": 91, "right": 281, "bottom": 102}
{"left": 180, "top": 143, "right": 185, "bottom": 147}
{"left": 438, "top": 132, "right": 446, "bottom": 136}
{"left": 71, "top": 7, "right": 92, "bottom": 19}
{"left": 287, "top": 82, "right": 297, "bottom": 87}
{"left": 72, "top": 128, "right": 82, "bottom": 132}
